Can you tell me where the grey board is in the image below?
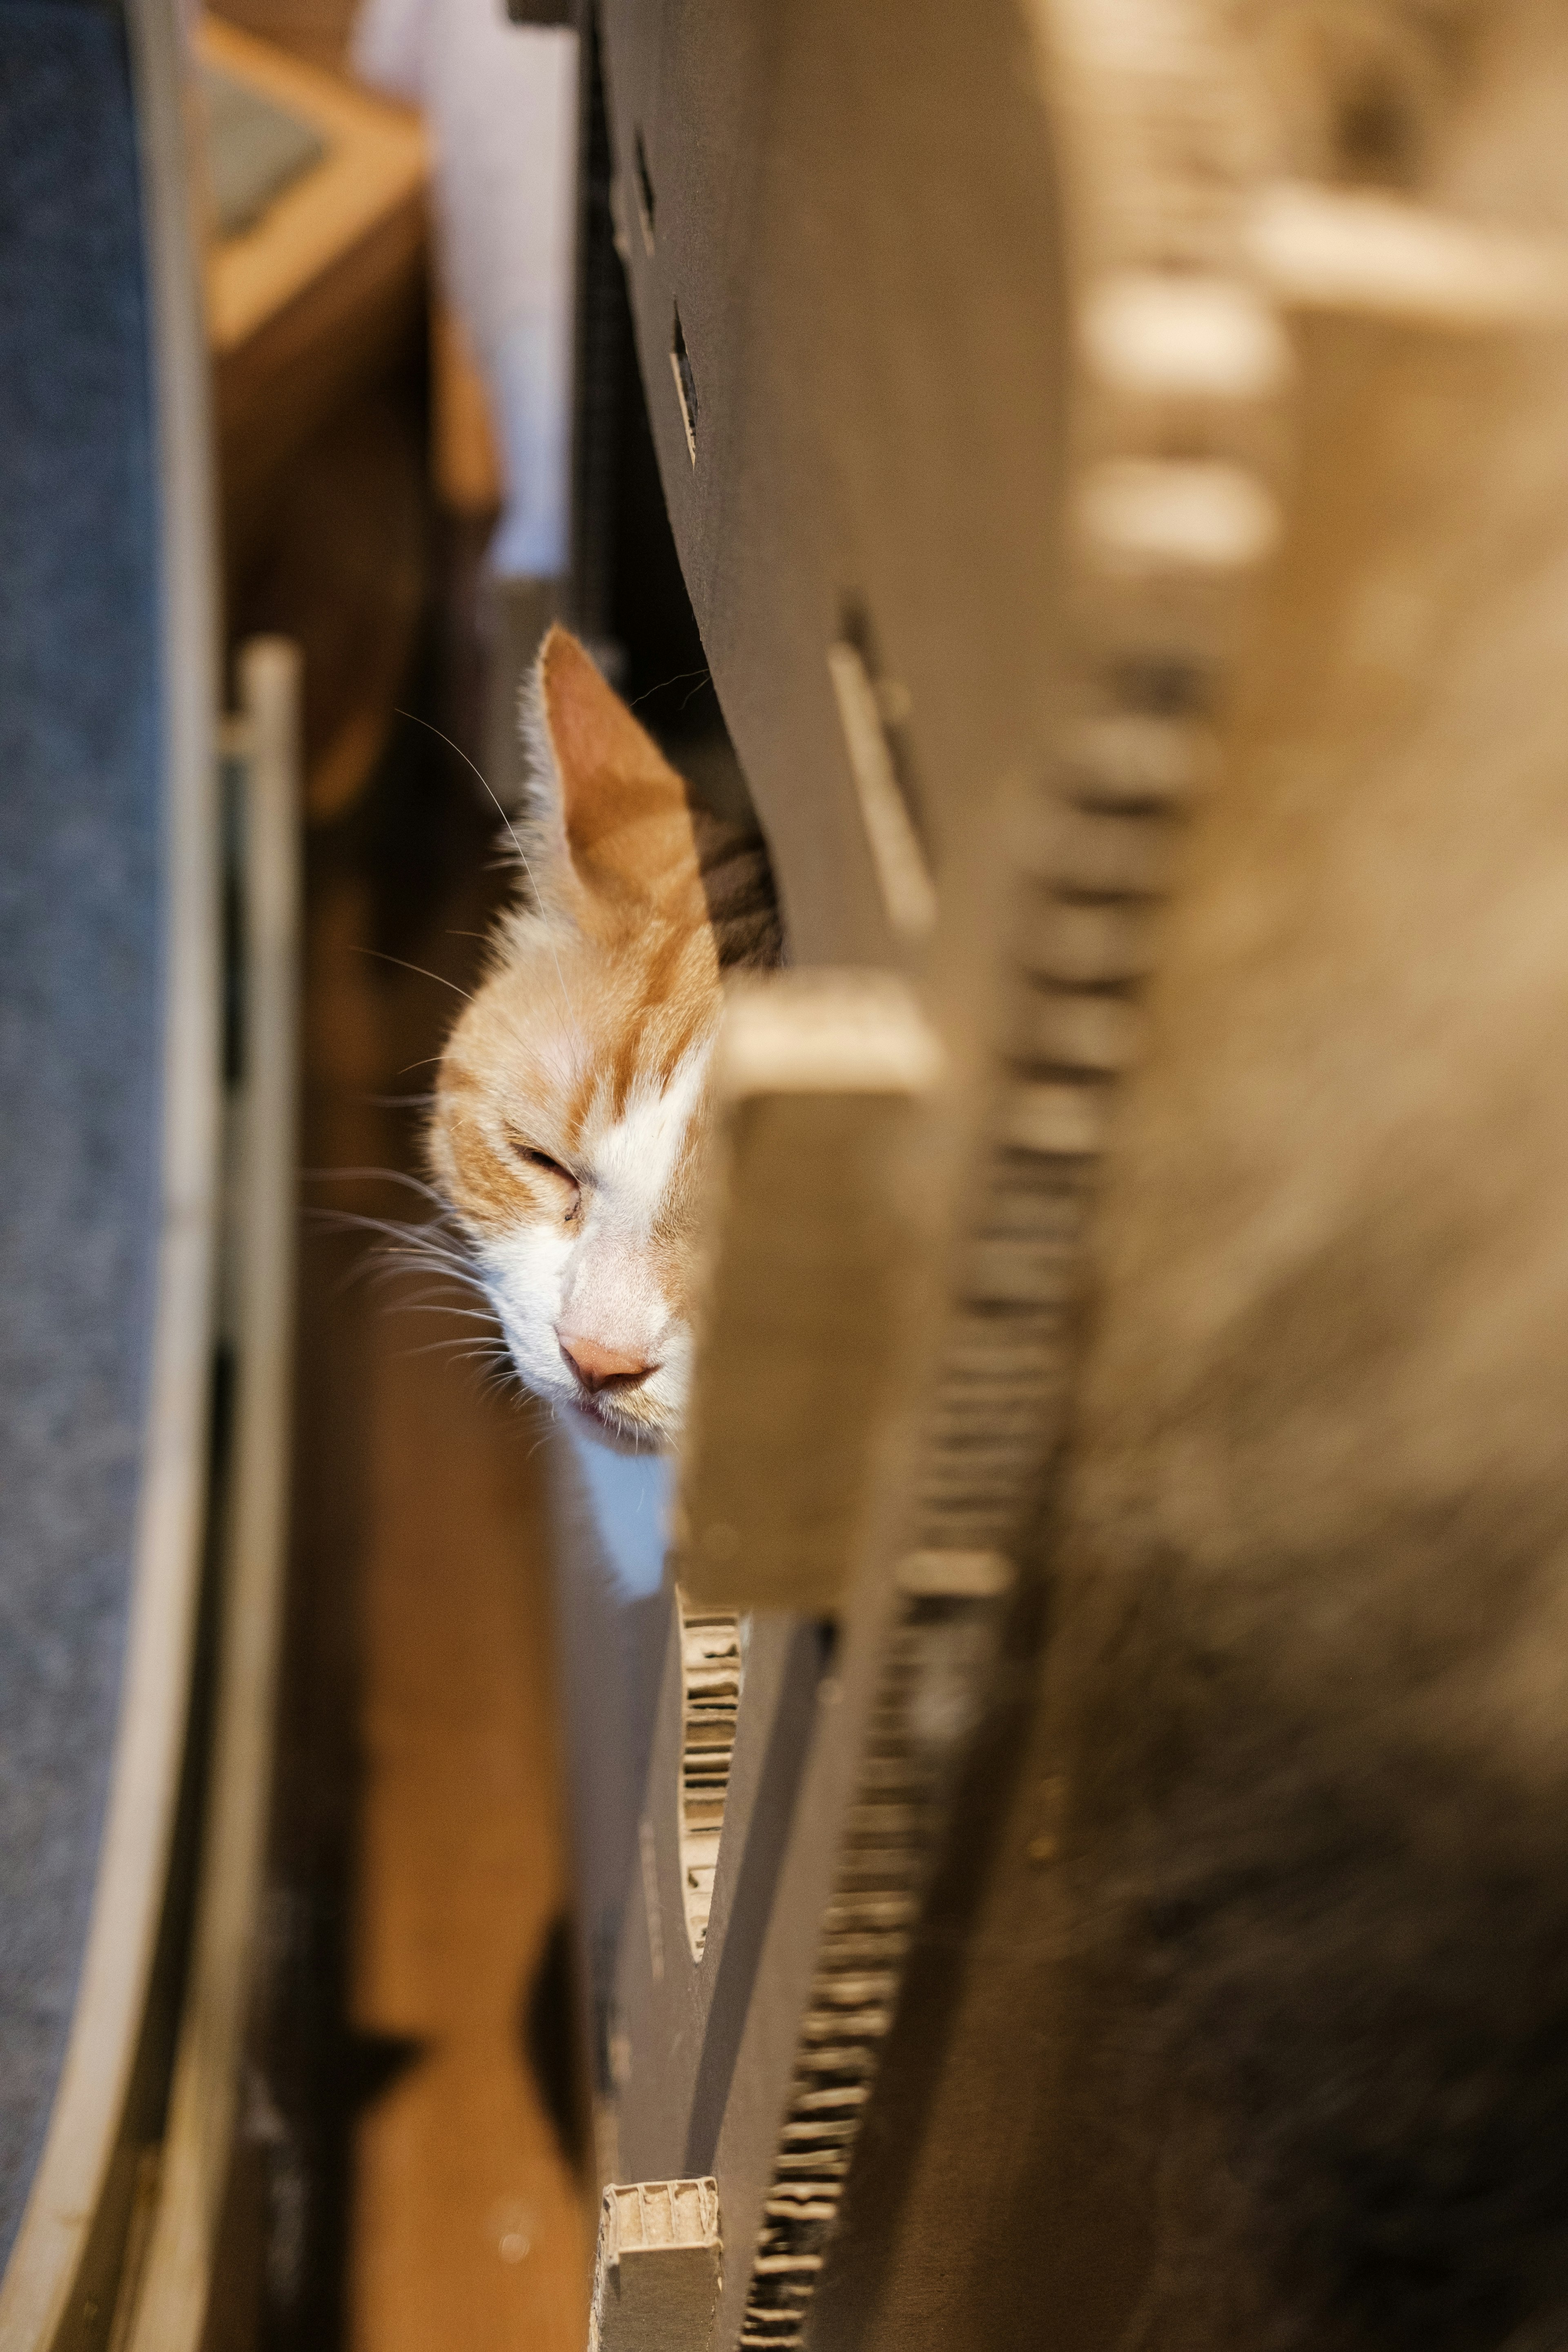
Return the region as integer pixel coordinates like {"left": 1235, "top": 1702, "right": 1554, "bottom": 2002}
{"left": 582, "top": 12, "right": 1568, "bottom": 2352}
{"left": 575, "top": 7, "right": 1077, "bottom": 2348}
{"left": 0, "top": 0, "right": 165, "bottom": 2268}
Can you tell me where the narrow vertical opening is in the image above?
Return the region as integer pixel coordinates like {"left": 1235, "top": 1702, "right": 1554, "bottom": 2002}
{"left": 677, "top": 1600, "right": 742, "bottom": 1960}
{"left": 670, "top": 305, "right": 698, "bottom": 464}
{"left": 633, "top": 125, "right": 656, "bottom": 253}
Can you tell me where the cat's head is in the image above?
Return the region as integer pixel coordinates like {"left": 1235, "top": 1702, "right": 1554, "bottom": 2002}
{"left": 430, "top": 628, "right": 777, "bottom": 1450}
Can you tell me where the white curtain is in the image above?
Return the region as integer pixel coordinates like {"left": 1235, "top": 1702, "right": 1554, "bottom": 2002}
{"left": 354, "top": 0, "right": 579, "bottom": 579}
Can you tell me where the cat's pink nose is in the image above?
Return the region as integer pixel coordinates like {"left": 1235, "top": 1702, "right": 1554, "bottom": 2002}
{"left": 557, "top": 1332, "right": 658, "bottom": 1394}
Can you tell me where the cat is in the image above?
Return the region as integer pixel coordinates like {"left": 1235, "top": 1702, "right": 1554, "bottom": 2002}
{"left": 428, "top": 626, "right": 778, "bottom": 1450}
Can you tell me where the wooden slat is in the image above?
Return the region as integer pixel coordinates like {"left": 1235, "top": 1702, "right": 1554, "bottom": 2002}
{"left": 674, "top": 975, "right": 944, "bottom": 1617}
{"left": 120, "top": 643, "right": 301, "bottom": 2352}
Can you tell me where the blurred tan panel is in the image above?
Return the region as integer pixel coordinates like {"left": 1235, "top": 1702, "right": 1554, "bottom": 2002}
{"left": 675, "top": 972, "right": 944, "bottom": 1616}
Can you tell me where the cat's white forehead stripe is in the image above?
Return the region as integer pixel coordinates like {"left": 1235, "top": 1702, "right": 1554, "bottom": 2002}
{"left": 468, "top": 1037, "right": 711, "bottom": 1432}
{"left": 531, "top": 1011, "right": 592, "bottom": 1099}
{"left": 590, "top": 1040, "right": 713, "bottom": 1230}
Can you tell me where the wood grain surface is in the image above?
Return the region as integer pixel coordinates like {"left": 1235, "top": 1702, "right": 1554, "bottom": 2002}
{"left": 349, "top": 1287, "right": 589, "bottom": 2352}
{"left": 281, "top": 741, "right": 590, "bottom": 2352}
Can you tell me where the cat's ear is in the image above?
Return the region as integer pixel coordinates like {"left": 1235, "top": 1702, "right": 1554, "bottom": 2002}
{"left": 520, "top": 627, "right": 700, "bottom": 928}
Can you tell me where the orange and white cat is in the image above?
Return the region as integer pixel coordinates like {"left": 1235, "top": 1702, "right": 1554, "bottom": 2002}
{"left": 429, "top": 628, "right": 777, "bottom": 1450}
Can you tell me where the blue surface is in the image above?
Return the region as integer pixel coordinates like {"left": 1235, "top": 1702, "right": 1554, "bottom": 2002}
{"left": 563, "top": 1421, "right": 670, "bottom": 1601}
{"left": 0, "top": 0, "right": 165, "bottom": 2263}
{"left": 551, "top": 1424, "right": 673, "bottom": 2096}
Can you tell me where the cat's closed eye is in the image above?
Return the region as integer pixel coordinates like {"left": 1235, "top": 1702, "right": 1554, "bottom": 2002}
{"left": 512, "top": 1140, "right": 581, "bottom": 1221}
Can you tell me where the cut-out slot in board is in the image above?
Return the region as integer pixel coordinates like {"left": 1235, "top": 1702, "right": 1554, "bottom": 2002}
{"left": 826, "top": 636, "right": 937, "bottom": 942}
{"left": 670, "top": 305, "right": 698, "bottom": 463}
{"left": 633, "top": 125, "right": 655, "bottom": 252}
{"left": 677, "top": 1599, "right": 742, "bottom": 1960}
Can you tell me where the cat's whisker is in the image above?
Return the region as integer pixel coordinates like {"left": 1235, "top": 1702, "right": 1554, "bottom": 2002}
{"left": 374, "top": 1249, "right": 481, "bottom": 1279}
{"left": 310, "top": 1218, "right": 494, "bottom": 1309}
{"left": 392, "top": 1231, "right": 477, "bottom": 1260}
{"left": 359, "top": 1223, "right": 478, "bottom": 1263}
{"left": 363, "top": 1266, "right": 486, "bottom": 1298}
{"left": 398, "top": 1334, "right": 509, "bottom": 1363}
{"left": 305, "top": 1197, "right": 470, "bottom": 1247}
{"left": 374, "top": 1238, "right": 482, "bottom": 1268}
{"left": 397, "top": 1315, "right": 505, "bottom": 1345}
{"left": 377, "top": 1272, "right": 492, "bottom": 1307}
{"left": 348, "top": 944, "right": 476, "bottom": 1002}
{"left": 308, "top": 1213, "right": 481, "bottom": 1274}
{"left": 628, "top": 664, "right": 709, "bottom": 711}
{"left": 388, "top": 1301, "right": 499, "bottom": 1323}
{"left": 393, "top": 704, "right": 577, "bottom": 1022}
{"left": 306, "top": 1166, "right": 453, "bottom": 1209}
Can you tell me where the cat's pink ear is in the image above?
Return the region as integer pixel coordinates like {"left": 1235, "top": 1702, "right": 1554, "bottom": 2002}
{"left": 527, "top": 627, "right": 701, "bottom": 927}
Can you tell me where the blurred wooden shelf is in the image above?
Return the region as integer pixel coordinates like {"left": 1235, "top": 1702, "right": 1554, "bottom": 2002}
{"left": 199, "top": 16, "right": 430, "bottom": 577}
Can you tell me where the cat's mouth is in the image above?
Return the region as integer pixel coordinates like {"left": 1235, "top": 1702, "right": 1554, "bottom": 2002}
{"left": 566, "top": 1390, "right": 667, "bottom": 1453}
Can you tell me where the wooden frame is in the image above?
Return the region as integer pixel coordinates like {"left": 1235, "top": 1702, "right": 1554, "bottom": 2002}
{"left": 119, "top": 644, "right": 302, "bottom": 2352}
{"left": 198, "top": 16, "right": 429, "bottom": 572}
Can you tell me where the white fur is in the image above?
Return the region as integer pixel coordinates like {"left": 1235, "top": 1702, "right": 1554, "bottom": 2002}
{"left": 479, "top": 1039, "right": 713, "bottom": 1446}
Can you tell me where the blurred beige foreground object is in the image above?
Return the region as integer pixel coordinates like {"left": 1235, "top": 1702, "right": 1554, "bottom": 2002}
{"left": 675, "top": 973, "right": 944, "bottom": 1619}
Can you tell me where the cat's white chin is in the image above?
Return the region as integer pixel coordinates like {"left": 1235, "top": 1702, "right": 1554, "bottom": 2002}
{"left": 562, "top": 1392, "right": 673, "bottom": 1456}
